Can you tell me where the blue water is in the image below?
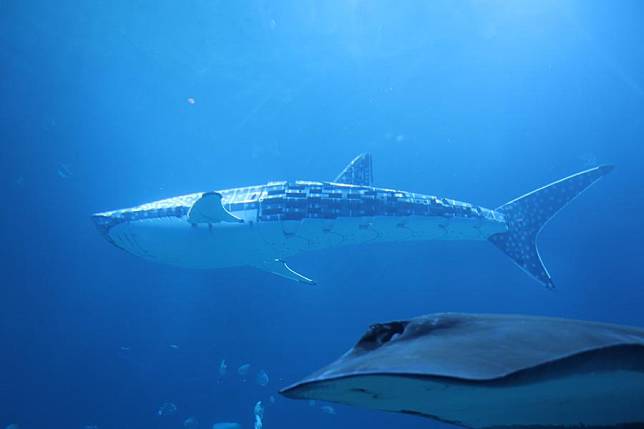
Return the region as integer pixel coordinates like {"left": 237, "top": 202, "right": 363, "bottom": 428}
{"left": 2, "top": 1, "right": 644, "bottom": 428}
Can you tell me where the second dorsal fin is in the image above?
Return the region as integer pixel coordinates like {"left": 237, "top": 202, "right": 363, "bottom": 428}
{"left": 334, "top": 153, "right": 373, "bottom": 186}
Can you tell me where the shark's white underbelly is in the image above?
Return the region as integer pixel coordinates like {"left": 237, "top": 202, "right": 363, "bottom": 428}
{"left": 107, "top": 213, "right": 506, "bottom": 269}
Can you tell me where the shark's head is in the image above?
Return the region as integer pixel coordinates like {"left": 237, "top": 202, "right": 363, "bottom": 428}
{"left": 91, "top": 192, "right": 252, "bottom": 269}
{"left": 91, "top": 211, "right": 120, "bottom": 246}
{"left": 91, "top": 195, "right": 196, "bottom": 261}
{"left": 91, "top": 210, "right": 167, "bottom": 259}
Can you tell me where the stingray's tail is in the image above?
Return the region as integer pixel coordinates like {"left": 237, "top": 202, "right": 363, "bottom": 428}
{"left": 489, "top": 165, "right": 614, "bottom": 288}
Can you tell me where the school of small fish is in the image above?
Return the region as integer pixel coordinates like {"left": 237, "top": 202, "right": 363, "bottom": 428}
{"left": 139, "top": 356, "right": 324, "bottom": 429}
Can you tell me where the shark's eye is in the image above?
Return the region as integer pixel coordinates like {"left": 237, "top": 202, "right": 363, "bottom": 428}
{"left": 356, "top": 321, "right": 408, "bottom": 351}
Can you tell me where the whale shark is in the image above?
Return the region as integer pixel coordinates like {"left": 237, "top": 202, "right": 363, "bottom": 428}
{"left": 280, "top": 313, "right": 644, "bottom": 428}
{"left": 92, "top": 154, "right": 612, "bottom": 287}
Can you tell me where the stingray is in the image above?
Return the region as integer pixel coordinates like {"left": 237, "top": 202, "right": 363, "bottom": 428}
{"left": 280, "top": 313, "right": 644, "bottom": 428}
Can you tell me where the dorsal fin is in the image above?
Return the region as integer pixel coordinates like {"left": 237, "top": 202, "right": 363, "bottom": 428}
{"left": 334, "top": 153, "right": 373, "bottom": 186}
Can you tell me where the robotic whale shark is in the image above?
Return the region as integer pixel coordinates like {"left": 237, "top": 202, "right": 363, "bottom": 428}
{"left": 92, "top": 154, "right": 612, "bottom": 287}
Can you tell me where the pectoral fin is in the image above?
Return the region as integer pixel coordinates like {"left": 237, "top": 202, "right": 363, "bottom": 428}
{"left": 188, "top": 192, "right": 243, "bottom": 224}
{"left": 257, "top": 259, "right": 316, "bottom": 285}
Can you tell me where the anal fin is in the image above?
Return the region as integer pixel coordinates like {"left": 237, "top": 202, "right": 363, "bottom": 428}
{"left": 257, "top": 259, "right": 316, "bottom": 285}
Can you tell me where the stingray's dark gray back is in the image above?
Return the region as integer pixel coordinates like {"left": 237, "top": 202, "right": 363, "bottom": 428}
{"left": 303, "top": 313, "right": 644, "bottom": 382}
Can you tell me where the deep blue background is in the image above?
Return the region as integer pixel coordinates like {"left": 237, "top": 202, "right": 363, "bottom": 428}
{"left": 2, "top": 1, "right": 644, "bottom": 428}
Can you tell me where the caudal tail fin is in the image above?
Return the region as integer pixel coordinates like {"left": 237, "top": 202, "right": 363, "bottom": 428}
{"left": 489, "top": 165, "right": 614, "bottom": 288}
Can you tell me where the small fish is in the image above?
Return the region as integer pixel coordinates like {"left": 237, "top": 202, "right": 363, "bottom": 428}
{"left": 256, "top": 369, "right": 269, "bottom": 387}
{"left": 269, "top": 395, "right": 276, "bottom": 404}
{"left": 320, "top": 405, "right": 336, "bottom": 415}
{"left": 56, "top": 163, "right": 72, "bottom": 179}
{"left": 119, "top": 346, "right": 130, "bottom": 352}
{"left": 169, "top": 344, "right": 179, "bottom": 350}
{"left": 254, "top": 401, "right": 264, "bottom": 429}
{"left": 157, "top": 401, "right": 177, "bottom": 416}
{"left": 238, "top": 363, "right": 251, "bottom": 377}
{"left": 218, "top": 359, "right": 228, "bottom": 377}
{"left": 183, "top": 416, "right": 199, "bottom": 428}
{"left": 187, "top": 97, "right": 196, "bottom": 105}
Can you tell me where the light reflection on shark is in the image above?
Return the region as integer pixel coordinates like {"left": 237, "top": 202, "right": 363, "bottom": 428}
{"left": 92, "top": 154, "right": 612, "bottom": 287}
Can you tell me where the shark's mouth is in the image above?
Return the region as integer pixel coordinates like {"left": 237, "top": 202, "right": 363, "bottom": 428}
{"left": 91, "top": 213, "right": 115, "bottom": 236}
{"left": 91, "top": 213, "right": 124, "bottom": 250}
{"left": 109, "top": 228, "right": 151, "bottom": 258}
{"left": 91, "top": 214, "right": 161, "bottom": 258}
{"left": 90, "top": 201, "right": 193, "bottom": 250}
